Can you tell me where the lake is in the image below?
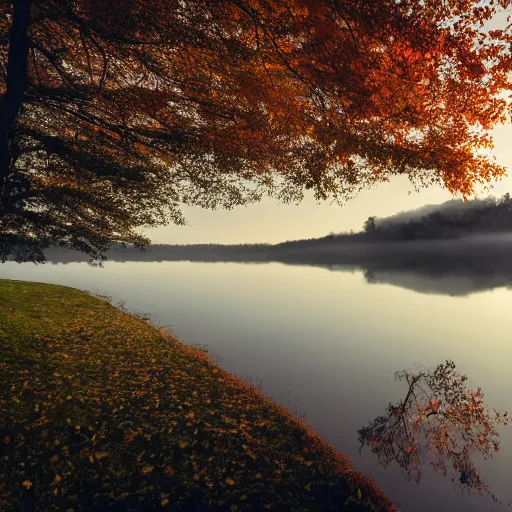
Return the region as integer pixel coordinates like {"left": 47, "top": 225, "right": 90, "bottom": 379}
{"left": 1, "top": 252, "right": 512, "bottom": 511}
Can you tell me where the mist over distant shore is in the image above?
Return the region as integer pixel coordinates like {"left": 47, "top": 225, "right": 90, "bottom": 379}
{"left": 12, "top": 192, "right": 512, "bottom": 296}
{"left": 35, "top": 232, "right": 512, "bottom": 297}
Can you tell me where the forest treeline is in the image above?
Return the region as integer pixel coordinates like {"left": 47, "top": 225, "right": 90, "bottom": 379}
{"left": 272, "top": 193, "right": 512, "bottom": 248}
{"left": 362, "top": 193, "right": 512, "bottom": 241}
{"left": 41, "top": 193, "right": 512, "bottom": 260}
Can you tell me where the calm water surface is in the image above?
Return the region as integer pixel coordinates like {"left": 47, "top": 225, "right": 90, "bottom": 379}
{"left": 1, "top": 259, "right": 511, "bottom": 511}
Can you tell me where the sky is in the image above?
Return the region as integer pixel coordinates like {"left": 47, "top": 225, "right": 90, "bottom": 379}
{"left": 144, "top": 123, "right": 512, "bottom": 245}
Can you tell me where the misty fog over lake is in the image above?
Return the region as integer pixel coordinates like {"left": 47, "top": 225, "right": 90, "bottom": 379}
{"left": 3, "top": 236, "right": 512, "bottom": 511}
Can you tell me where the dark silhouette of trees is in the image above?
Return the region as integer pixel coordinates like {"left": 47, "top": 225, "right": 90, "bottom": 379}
{"left": 358, "top": 361, "right": 509, "bottom": 503}
{"left": 1, "top": 0, "right": 512, "bottom": 262}
{"left": 363, "top": 194, "right": 512, "bottom": 241}
{"left": 363, "top": 216, "right": 378, "bottom": 236}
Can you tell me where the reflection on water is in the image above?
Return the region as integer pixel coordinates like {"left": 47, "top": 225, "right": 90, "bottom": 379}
{"left": 2, "top": 246, "right": 512, "bottom": 511}
{"left": 358, "top": 361, "right": 509, "bottom": 505}
{"left": 41, "top": 235, "right": 512, "bottom": 297}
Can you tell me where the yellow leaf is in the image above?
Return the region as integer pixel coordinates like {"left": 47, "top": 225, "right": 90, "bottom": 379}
{"left": 21, "top": 480, "right": 32, "bottom": 490}
{"left": 225, "top": 477, "right": 235, "bottom": 486}
{"left": 161, "top": 499, "right": 169, "bottom": 506}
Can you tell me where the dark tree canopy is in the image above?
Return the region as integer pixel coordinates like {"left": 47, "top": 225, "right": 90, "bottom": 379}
{"left": 1, "top": 0, "right": 512, "bottom": 261}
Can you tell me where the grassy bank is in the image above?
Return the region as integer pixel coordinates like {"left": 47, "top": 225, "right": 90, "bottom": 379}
{"left": 0, "top": 280, "right": 396, "bottom": 512}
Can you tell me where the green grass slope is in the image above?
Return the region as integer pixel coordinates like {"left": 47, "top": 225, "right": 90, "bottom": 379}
{"left": 0, "top": 280, "right": 397, "bottom": 512}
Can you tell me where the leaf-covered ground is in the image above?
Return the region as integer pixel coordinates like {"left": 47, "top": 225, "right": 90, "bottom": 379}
{"left": 0, "top": 279, "right": 397, "bottom": 512}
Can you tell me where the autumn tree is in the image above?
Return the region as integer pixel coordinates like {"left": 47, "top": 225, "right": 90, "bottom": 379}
{"left": 1, "top": 0, "right": 512, "bottom": 262}
{"left": 358, "top": 361, "right": 509, "bottom": 503}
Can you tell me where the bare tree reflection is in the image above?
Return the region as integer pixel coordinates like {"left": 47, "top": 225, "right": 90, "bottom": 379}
{"left": 358, "top": 361, "right": 509, "bottom": 502}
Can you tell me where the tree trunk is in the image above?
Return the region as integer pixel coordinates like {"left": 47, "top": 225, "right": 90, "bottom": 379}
{"left": 0, "top": 0, "right": 32, "bottom": 211}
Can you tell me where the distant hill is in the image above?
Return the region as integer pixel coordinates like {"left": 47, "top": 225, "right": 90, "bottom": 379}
{"left": 35, "top": 193, "right": 512, "bottom": 267}
{"left": 41, "top": 235, "right": 512, "bottom": 297}
{"left": 32, "top": 193, "right": 512, "bottom": 298}
{"left": 376, "top": 199, "right": 469, "bottom": 227}
{"left": 364, "top": 194, "right": 512, "bottom": 241}
{"left": 272, "top": 194, "right": 512, "bottom": 247}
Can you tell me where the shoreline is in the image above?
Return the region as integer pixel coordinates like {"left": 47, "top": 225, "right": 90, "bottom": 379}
{"left": 0, "top": 279, "right": 397, "bottom": 511}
